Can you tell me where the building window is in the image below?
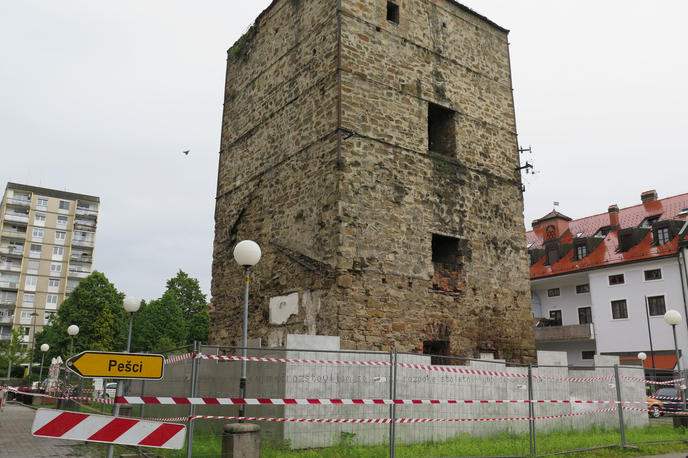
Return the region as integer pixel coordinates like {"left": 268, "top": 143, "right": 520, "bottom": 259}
{"left": 37, "top": 198, "right": 48, "bottom": 206}
{"left": 428, "top": 102, "right": 456, "bottom": 156}
{"left": 55, "top": 231, "right": 66, "bottom": 241}
{"left": 25, "top": 276, "right": 37, "bottom": 287}
{"left": 576, "top": 284, "right": 590, "bottom": 294}
{"left": 648, "top": 295, "right": 666, "bottom": 316}
{"left": 579, "top": 307, "right": 592, "bottom": 324}
{"left": 544, "top": 225, "right": 557, "bottom": 241}
{"left": 49, "top": 278, "right": 60, "bottom": 288}
{"left": 549, "top": 310, "right": 562, "bottom": 326}
{"left": 53, "top": 246, "right": 64, "bottom": 256}
{"left": 656, "top": 227, "right": 670, "bottom": 246}
{"left": 645, "top": 269, "right": 662, "bottom": 281}
{"left": 30, "top": 244, "right": 41, "bottom": 254}
{"left": 608, "top": 274, "right": 625, "bottom": 286}
{"left": 50, "top": 263, "right": 62, "bottom": 274}
{"left": 618, "top": 233, "right": 633, "bottom": 252}
{"left": 386, "top": 1, "right": 399, "bottom": 24}
{"left": 432, "top": 234, "right": 460, "bottom": 264}
{"left": 595, "top": 227, "right": 610, "bottom": 238}
{"left": 611, "top": 299, "right": 628, "bottom": 319}
{"left": 59, "top": 200, "right": 70, "bottom": 210}
{"left": 34, "top": 213, "right": 46, "bottom": 223}
{"left": 575, "top": 243, "right": 587, "bottom": 260}
{"left": 547, "top": 288, "right": 560, "bottom": 297}
{"left": 46, "top": 294, "right": 58, "bottom": 309}
{"left": 27, "top": 260, "right": 40, "bottom": 273}
{"left": 641, "top": 215, "right": 660, "bottom": 228}
{"left": 582, "top": 351, "right": 596, "bottom": 360}
{"left": 22, "top": 293, "right": 35, "bottom": 306}
{"left": 431, "top": 234, "right": 468, "bottom": 293}
{"left": 423, "top": 340, "right": 450, "bottom": 365}
{"left": 546, "top": 247, "right": 559, "bottom": 265}
{"left": 57, "top": 215, "right": 68, "bottom": 225}
{"left": 32, "top": 228, "right": 44, "bottom": 238}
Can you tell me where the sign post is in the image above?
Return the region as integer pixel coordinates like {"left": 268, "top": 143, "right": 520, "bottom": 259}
{"left": 66, "top": 352, "right": 164, "bottom": 380}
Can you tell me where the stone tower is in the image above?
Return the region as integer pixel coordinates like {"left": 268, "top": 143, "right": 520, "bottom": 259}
{"left": 211, "top": 0, "right": 534, "bottom": 362}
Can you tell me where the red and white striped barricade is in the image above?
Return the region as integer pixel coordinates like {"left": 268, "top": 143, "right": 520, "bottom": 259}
{"left": 31, "top": 408, "right": 186, "bottom": 449}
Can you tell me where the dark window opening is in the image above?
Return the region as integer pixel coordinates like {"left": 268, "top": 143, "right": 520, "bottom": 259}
{"left": 609, "top": 274, "right": 625, "bottom": 286}
{"left": 619, "top": 233, "right": 634, "bottom": 252}
{"left": 641, "top": 215, "right": 661, "bottom": 228}
{"left": 423, "top": 340, "right": 450, "bottom": 365}
{"left": 547, "top": 288, "right": 560, "bottom": 297}
{"left": 611, "top": 299, "right": 628, "bottom": 319}
{"left": 428, "top": 102, "right": 456, "bottom": 156}
{"left": 546, "top": 247, "right": 559, "bottom": 266}
{"left": 582, "top": 351, "right": 596, "bottom": 360}
{"left": 549, "top": 310, "right": 562, "bottom": 326}
{"left": 656, "top": 226, "right": 670, "bottom": 246}
{"left": 579, "top": 307, "right": 593, "bottom": 324}
{"left": 595, "top": 226, "right": 611, "bottom": 238}
{"left": 645, "top": 269, "right": 662, "bottom": 281}
{"left": 648, "top": 295, "right": 666, "bottom": 316}
{"left": 431, "top": 234, "right": 468, "bottom": 293}
{"left": 386, "top": 1, "right": 400, "bottom": 25}
{"left": 576, "top": 284, "right": 590, "bottom": 294}
{"left": 575, "top": 244, "right": 587, "bottom": 260}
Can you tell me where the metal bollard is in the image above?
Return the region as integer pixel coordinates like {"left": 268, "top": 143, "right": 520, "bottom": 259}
{"left": 222, "top": 423, "right": 261, "bottom": 458}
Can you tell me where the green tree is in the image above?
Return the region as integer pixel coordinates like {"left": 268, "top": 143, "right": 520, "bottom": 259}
{"left": 131, "top": 291, "right": 186, "bottom": 353}
{"left": 165, "top": 270, "right": 209, "bottom": 344}
{"left": 34, "top": 271, "right": 128, "bottom": 362}
{"left": 0, "top": 326, "right": 29, "bottom": 378}
{"left": 90, "top": 302, "right": 116, "bottom": 351}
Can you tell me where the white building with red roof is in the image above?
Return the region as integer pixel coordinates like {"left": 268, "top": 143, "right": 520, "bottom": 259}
{"left": 527, "top": 190, "right": 688, "bottom": 369}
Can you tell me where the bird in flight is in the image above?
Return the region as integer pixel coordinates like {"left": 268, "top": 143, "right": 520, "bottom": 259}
{"left": 183, "top": 150, "right": 189, "bottom": 155}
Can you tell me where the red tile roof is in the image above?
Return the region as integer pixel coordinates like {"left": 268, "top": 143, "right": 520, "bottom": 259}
{"left": 527, "top": 192, "right": 688, "bottom": 279}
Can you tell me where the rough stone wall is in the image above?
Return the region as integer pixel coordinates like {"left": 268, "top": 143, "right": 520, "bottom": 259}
{"left": 212, "top": 0, "right": 535, "bottom": 362}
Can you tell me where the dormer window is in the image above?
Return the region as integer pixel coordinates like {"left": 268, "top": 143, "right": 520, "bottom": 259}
{"left": 618, "top": 233, "right": 634, "bottom": 253}
{"left": 678, "top": 208, "right": 688, "bottom": 217}
{"left": 655, "top": 226, "right": 670, "bottom": 246}
{"left": 574, "top": 231, "right": 584, "bottom": 238}
{"left": 574, "top": 243, "right": 587, "bottom": 260}
{"left": 641, "top": 215, "right": 661, "bottom": 228}
{"left": 545, "top": 246, "right": 559, "bottom": 265}
{"left": 595, "top": 226, "right": 610, "bottom": 238}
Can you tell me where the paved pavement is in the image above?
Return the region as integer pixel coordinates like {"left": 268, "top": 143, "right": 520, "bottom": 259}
{"left": 0, "top": 401, "right": 97, "bottom": 457}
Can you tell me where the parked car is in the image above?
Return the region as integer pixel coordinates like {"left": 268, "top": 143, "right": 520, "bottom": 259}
{"left": 104, "top": 382, "right": 117, "bottom": 398}
{"left": 652, "top": 387, "right": 687, "bottom": 414}
{"left": 647, "top": 396, "right": 664, "bottom": 418}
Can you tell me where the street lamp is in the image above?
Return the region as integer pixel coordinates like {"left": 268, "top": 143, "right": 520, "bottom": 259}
{"left": 233, "top": 240, "right": 261, "bottom": 422}
{"left": 106, "top": 296, "right": 141, "bottom": 458}
{"left": 67, "top": 325, "right": 79, "bottom": 360}
{"left": 39, "top": 344, "right": 49, "bottom": 387}
{"left": 27, "top": 311, "right": 39, "bottom": 382}
{"left": 664, "top": 310, "right": 685, "bottom": 411}
{"left": 123, "top": 296, "right": 141, "bottom": 352}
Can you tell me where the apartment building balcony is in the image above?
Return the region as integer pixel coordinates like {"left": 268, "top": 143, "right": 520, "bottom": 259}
{"left": 0, "top": 265, "right": 21, "bottom": 273}
{"left": 534, "top": 323, "right": 595, "bottom": 342}
{"left": 0, "top": 298, "right": 16, "bottom": 307}
{"left": 71, "top": 239, "right": 95, "bottom": 248}
{"left": 3, "top": 213, "right": 29, "bottom": 224}
{"left": 0, "top": 281, "right": 19, "bottom": 290}
{"left": 68, "top": 269, "right": 90, "bottom": 279}
{"left": 69, "top": 254, "right": 93, "bottom": 263}
{"left": 0, "top": 247, "right": 22, "bottom": 256}
{"left": 0, "top": 333, "right": 11, "bottom": 342}
{"left": 5, "top": 198, "right": 31, "bottom": 208}
{"left": 74, "top": 222, "right": 97, "bottom": 232}
{"left": 1, "top": 230, "right": 27, "bottom": 240}
{"left": 76, "top": 208, "right": 98, "bottom": 217}
{"left": 0, "top": 314, "right": 14, "bottom": 324}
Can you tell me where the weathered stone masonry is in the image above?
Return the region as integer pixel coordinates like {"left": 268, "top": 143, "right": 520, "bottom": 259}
{"left": 211, "top": 0, "right": 535, "bottom": 362}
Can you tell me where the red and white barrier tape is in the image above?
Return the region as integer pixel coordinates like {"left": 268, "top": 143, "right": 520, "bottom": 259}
{"left": 165, "top": 353, "right": 195, "bottom": 365}
{"left": 115, "top": 396, "right": 650, "bottom": 406}
{"left": 188, "top": 407, "right": 618, "bottom": 423}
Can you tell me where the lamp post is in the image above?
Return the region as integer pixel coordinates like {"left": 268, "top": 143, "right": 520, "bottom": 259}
{"left": 233, "top": 240, "right": 261, "bottom": 422}
{"left": 106, "top": 296, "right": 141, "bottom": 458}
{"left": 27, "top": 311, "right": 39, "bottom": 382}
{"left": 39, "top": 344, "right": 49, "bottom": 387}
{"left": 67, "top": 325, "right": 79, "bottom": 360}
{"left": 664, "top": 310, "right": 685, "bottom": 411}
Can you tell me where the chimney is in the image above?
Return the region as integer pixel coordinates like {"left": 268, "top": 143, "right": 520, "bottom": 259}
{"left": 608, "top": 204, "right": 619, "bottom": 227}
{"left": 641, "top": 190, "right": 658, "bottom": 204}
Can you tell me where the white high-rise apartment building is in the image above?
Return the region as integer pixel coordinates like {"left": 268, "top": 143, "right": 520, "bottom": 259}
{"left": 0, "top": 183, "right": 99, "bottom": 351}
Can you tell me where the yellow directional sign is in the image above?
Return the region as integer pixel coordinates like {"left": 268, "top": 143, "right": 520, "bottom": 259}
{"left": 66, "top": 351, "right": 164, "bottom": 380}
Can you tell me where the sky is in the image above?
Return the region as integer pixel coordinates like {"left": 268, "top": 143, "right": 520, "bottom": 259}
{"left": 1, "top": 1, "right": 686, "bottom": 303}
